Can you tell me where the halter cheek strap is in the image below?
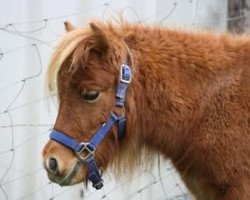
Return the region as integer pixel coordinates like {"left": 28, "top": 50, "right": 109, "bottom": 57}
{"left": 49, "top": 64, "right": 132, "bottom": 189}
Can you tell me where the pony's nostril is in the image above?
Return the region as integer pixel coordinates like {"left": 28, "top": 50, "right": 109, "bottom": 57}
{"left": 48, "top": 157, "right": 58, "bottom": 174}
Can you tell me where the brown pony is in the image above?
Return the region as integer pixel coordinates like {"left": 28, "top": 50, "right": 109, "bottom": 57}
{"left": 42, "top": 20, "right": 250, "bottom": 200}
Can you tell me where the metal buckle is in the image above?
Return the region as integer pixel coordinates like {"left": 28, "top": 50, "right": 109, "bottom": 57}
{"left": 94, "top": 180, "right": 104, "bottom": 190}
{"left": 76, "top": 142, "right": 95, "bottom": 161}
{"left": 120, "top": 64, "right": 132, "bottom": 84}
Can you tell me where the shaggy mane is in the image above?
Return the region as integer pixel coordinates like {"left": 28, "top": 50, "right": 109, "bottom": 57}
{"left": 47, "top": 28, "right": 95, "bottom": 94}
{"left": 47, "top": 20, "right": 134, "bottom": 96}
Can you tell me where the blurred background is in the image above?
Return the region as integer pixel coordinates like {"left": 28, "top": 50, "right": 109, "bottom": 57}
{"left": 0, "top": 0, "right": 249, "bottom": 199}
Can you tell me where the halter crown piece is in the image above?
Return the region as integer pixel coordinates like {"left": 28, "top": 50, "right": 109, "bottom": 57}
{"left": 49, "top": 63, "right": 132, "bottom": 189}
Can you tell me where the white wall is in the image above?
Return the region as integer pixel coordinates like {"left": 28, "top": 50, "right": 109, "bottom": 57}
{"left": 0, "top": 1, "right": 227, "bottom": 200}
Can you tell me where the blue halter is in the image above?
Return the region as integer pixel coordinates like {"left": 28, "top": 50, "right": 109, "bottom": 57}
{"left": 49, "top": 64, "right": 132, "bottom": 190}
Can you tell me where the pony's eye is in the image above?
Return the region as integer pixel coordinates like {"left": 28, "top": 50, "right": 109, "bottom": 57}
{"left": 81, "top": 90, "right": 100, "bottom": 102}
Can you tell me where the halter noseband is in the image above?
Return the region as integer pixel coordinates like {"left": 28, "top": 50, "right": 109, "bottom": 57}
{"left": 49, "top": 64, "right": 132, "bottom": 189}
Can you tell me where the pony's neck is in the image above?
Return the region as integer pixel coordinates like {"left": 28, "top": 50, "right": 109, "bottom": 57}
{"left": 127, "top": 25, "right": 247, "bottom": 160}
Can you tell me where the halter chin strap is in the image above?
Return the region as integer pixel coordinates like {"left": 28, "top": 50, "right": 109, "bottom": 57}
{"left": 49, "top": 64, "right": 132, "bottom": 190}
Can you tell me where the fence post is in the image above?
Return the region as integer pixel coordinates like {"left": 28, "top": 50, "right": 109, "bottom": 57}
{"left": 228, "top": 0, "right": 250, "bottom": 33}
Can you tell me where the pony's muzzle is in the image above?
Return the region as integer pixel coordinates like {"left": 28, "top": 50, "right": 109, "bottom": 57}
{"left": 42, "top": 140, "right": 87, "bottom": 186}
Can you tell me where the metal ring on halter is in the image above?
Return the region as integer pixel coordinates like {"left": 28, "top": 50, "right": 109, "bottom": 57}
{"left": 76, "top": 142, "right": 96, "bottom": 162}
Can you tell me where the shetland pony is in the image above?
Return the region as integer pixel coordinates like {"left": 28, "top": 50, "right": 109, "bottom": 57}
{"left": 42, "top": 20, "right": 250, "bottom": 200}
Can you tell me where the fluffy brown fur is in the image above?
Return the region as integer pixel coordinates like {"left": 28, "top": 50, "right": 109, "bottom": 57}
{"left": 43, "top": 20, "right": 250, "bottom": 200}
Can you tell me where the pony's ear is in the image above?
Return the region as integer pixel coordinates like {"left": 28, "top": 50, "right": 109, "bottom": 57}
{"left": 64, "top": 21, "right": 76, "bottom": 32}
{"left": 89, "top": 22, "right": 108, "bottom": 55}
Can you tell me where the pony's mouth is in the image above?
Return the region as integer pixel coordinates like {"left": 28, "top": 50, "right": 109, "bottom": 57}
{"left": 47, "top": 161, "right": 85, "bottom": 186}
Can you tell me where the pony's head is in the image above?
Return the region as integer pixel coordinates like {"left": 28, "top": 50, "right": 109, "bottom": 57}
{"left": 42, "top": 21, "right": 143, "bottom": 188}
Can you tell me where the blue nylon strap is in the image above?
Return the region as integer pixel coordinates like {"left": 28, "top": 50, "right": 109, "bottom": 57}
{"left": 82, "top": 113, "right": 118, "bottom": 189}
{"left": 89, "top": 112, "right": 118, "bottom": 148}
{"left": 117, "top": 116, "right": 126, "bottom": 138}
{"left": 49, "top": 113, "right": 119, "bottom": 190}
{"left": 86, "top": 157, "right": 103, "bottom": 189}
{"left": 116, "top": 82, "right": 129, "bottom": 106}
{"left": 116, "top": 99, "right": 125, "bottom": 107}
{"left": 50, "top": 113, "right": 118, "bottom": 153}
{"left": 50, "top": 130, "right": 83, "bottom": 152}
